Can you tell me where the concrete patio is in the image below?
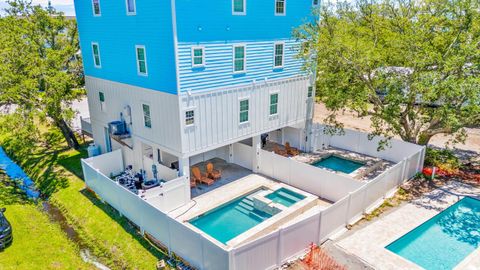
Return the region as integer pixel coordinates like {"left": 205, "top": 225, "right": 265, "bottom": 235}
{"left": 190, "top": 158, "right": 252, "bottom": 198}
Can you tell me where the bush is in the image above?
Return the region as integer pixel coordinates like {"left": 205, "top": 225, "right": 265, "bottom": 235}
{"left": 424, "top": 148, "right": 461, "bottom": 171}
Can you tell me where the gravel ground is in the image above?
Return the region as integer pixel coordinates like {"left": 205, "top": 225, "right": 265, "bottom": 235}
{"left": 313, "top": 103, "right": 480, "bottom": 153}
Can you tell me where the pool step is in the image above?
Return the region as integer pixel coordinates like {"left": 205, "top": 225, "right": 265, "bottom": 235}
{"left": 234, "top": 196, "right": 271, "bottom": 221}
{"left": 275, "top": 191, "right": 301, "bottom": 203}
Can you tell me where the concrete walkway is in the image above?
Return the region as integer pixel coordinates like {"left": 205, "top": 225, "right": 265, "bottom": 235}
{"left": 334, "top": 181, "right": 480, "bottom": 270}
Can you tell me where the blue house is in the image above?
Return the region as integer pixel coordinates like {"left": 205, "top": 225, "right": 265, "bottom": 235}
{"left": 75, "top": 0, "right": 319, "bottom": 179}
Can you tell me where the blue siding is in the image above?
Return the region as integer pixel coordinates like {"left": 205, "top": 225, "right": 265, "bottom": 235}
{"left": 178, "top": 40, "right": 306, "bottom": 92}
{"left": 175, "top": 0, "right": 316, "bottom": 42}
{"left": 74, "top": 0, "right": 177, "bottom": 94}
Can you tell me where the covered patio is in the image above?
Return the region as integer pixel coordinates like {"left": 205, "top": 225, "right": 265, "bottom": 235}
{"left": 190, "top": 158, "right": 252, "bottom": 198}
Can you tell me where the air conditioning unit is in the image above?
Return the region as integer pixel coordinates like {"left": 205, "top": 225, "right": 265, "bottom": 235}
{"left": 108, "top": 121, "right": 127, "bottom": 135}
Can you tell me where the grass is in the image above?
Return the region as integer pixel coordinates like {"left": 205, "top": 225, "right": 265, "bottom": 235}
{"left": 0, "top": 173, "right": 92, "bottom": 270}
{"left": 0, "top": 127, "right": 169, "bottom": 269}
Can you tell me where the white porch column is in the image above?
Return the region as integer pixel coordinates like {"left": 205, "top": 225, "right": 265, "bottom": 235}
{"left": 304, "top": 79, "right": 316, "bottom": 152}
{"left": 178, "top": 156, "right": 190, "bottom": 180}
{"left": 228, "top": 144, "right": 234, "bottom": 163}
{"left": 252, "top": 135, "right": 261, "bottom": 173}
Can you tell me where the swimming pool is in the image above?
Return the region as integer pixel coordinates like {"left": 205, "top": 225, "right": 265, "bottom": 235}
{"left": 265, "top": 188, "right": 306, "bottom": 207}
{"left": 386, "top": 197, "right": 480, "bottom": 270}
{"left": 312, "top": 155, "right": 364, "bottom": 174}
{"left": 189, "top": 190, "right": 274, "bottom": 244}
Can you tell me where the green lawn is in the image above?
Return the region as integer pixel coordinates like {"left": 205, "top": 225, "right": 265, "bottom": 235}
{"left": 0, "top": 174, "right": 92, "bottom": 270}
{"left": 0, "top": 128, "right": 170, "bottom": 269}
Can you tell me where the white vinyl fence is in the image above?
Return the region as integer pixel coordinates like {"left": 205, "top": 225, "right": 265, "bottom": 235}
{"left": 258, "top": 150, "right": 363, "bottom": 202}
{"left": 81, "top": 127, "right": 426, "bottom": 270}
{"left": 81, "top": 155, "right": 229, "bottom": 270}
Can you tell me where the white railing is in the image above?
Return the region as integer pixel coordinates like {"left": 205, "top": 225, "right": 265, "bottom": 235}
{"left": 80, "top": 116, "right": 93, "bottom": 135}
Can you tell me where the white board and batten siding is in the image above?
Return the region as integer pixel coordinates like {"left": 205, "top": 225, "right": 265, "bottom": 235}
{"left": 180, "top": 76, "right": 310, "bottom": 155}
{"left": 85, "top": 76, "right": 183, "bottom": 156}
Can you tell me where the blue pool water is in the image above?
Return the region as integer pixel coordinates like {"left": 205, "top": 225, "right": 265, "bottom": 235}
{"left": 312, "top": 155, "right": 364, "bottom": 174}
{"left": 190, "top": 190, "right": 274, "bottom": 244}
{"left": 386, "top": 197, "right": 480, "bottom": 270}
{"left": 265, "top": 188, "right": 306, "bottom": 207}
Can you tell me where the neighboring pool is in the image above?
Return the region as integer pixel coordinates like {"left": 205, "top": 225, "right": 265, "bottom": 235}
{"left": 312, "top": 155, "right": 364, "bottom": 174}
{"left": 386, "top": 197, "right": 480, "bottom": 270}
{"left": 189, "top": 190, "right": 274, "bottom": 244}
{"left": 265, "top": 188, "right": 306, "bottom": 207}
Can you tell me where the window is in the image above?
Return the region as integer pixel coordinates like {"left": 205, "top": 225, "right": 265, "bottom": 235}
{"left": 185, "top": 110, "right": 195, "bottom": 126}
{"left": 270, "top": 93, "right": 278, "bottom": 115}
{"left": 142, "top": 104, "right": 151, "bottom": 128}
{"left": 233, "top": 45, "right": 246, "bottom": 73}
{"left": 136, "top": 45, "right": 148, "bottom": 76}
{"left": 126, "top": 0, "right": 136, "bottom": 15}
{"left": 92, "top": 42, "right": 101, "bottom": 68}
{"left": 99, "top": 92, "right": 106, "bottom": 112}
{"left": 239, "top": 99, "right": 249, "bottom": 123}
{"left": 308, "top": 86, "right": 314, "bottom": 97}
{"left": 232, "top": 0, "right": 246, "bottom": 15}
{"left": 274, "top": 42, "right": 284, "bottom": 68}
{"left": 191, "top": 47, "right": 204, "bottom": 68}
{"left": 92, "top": 0, "right": 101, "bottom": 16}
{"left": 275, "top": 0, "right": 285, "bottom": 15}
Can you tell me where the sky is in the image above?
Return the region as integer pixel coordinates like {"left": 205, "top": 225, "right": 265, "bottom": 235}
{"left": 0, "top": 0, "right": 76, "bottom": 16}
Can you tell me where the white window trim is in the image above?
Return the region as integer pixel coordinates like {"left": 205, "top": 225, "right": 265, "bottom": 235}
{"left": 232, "top": 0, "right": 246, "bottom": 15}
{"left": 184, "top": 108, "right": 196, "bottom": 127}
{"left": 135, "top": 45, "right": 148, "bottom": 76}
{"left": 238, "top": 97, "right": 250, "bottom": 124}
{"left": 125, "top": 0, "right": 136, "bottom": 15}
{"left": 307, "top": 85, "right": 315, "bottom": 98}
{"left": 91, "top": 0, "right": 101, "bottom": 16}
{"left": 91, "top": 42, "right": 101, "bottom": 68}
{"left": 99, "top": 92, "right": 106, "bottom": 113}
{"left": 275, "top": 0, "right": 286, "bottom": 16}
{"left": 269, "top": 91, "right": 279, "bottom": 117}
{"left": 142, "top": 103, "right": 152, "bottom": 128}
{"left": 233, "top": 44, "right": 247, "bottom": 74}
{"left": 273, "top": 41, "right": 285, "bottom": 69}
{"left": 191, "top": 46, "right": 205, "bottom": 68}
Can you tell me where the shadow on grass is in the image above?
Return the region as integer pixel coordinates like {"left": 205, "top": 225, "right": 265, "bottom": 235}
{"left": 0, "top": 172, "right": 34, "bottom": 206}
{"left": 57, "top": 146, "right": 89, "bottom": 180}
{"left": 80, "top": 188, "right": 168, "bottom": 261}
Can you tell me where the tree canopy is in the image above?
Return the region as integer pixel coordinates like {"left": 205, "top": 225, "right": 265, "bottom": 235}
{"left": 296, "top": 0, "right": 480, "bottom": 146}
{"left": 0, "top": 0, "right": 83, "bottom": 149}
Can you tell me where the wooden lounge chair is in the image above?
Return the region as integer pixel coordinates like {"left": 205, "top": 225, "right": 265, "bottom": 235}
{"left": 190, "top": 177, "right": 197, "bottom": 188}
{"left": 274, "top": 145, "right": 288, "bottom": 157}
{"left": 285, "top": 142, "right": 300, "bottom": 156}
{"left": 206, "top": 162, "right": 221, "bottom": 180}
{"left": 191, "top": 167, "right": 214, "bottom": 186}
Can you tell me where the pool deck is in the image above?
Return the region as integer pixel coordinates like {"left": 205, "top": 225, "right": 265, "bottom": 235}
{"left": 171, "top": 173, "right": 332, "bottom": 248}
{"left": 334, "top": 181, "right": 480, "bottom": 270}
{"left": 292, "top": 147, "right": 394, "bottom": 181}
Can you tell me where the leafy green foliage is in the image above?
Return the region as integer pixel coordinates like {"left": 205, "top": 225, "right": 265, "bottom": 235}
{"left": 0, "top": 0, "right": 83, "bottom": 149}
{"left": 296, "top": 0, "right": 480, "bottom": 146}
{"left": 425, "top": 148, "right": 461, "bottom": 169}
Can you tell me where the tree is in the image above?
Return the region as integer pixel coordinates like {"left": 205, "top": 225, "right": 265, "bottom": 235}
{"left": 295, "top": 0, "right": 480, "bottom": 146}
{"left": 0, "top": 0, "right": 83, "bottom": 149}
